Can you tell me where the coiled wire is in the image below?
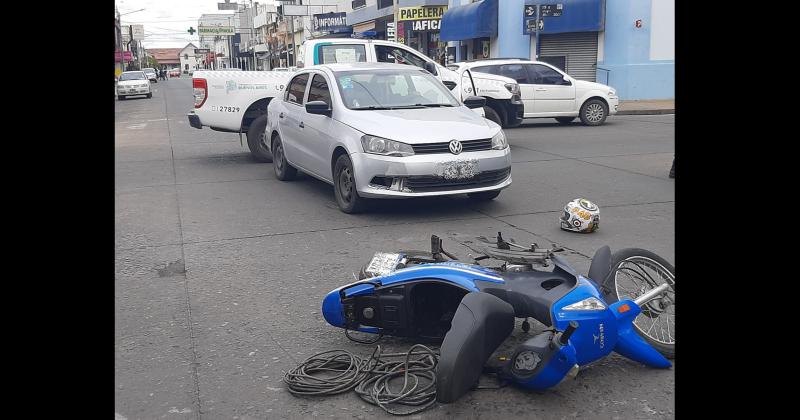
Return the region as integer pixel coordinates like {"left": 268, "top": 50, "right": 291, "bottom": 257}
{"left": 284, "top": 344, "right": 439, "bottom": 416}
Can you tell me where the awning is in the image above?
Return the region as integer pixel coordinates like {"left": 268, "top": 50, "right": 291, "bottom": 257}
{"left": 439, "top": 0, "right": 497, "bottom": 42}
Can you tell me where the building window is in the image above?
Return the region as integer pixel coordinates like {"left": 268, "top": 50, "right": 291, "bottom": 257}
{"left": 184, "top": 54, "right": 188, "bottom": 59}
{"left": 377, "top": 0, "right": 393, "bottom": 9}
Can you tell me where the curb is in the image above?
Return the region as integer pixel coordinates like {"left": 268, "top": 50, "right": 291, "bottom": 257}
{"left": 617, "top": 109, "right": 675, "bottom": 115}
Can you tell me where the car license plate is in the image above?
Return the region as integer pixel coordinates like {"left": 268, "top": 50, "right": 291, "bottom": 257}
{"left": 435, "top": 159, "right": 479, "bottom": 180}
{"left": 365, "top": 252, "right": 403, "bottom": 277}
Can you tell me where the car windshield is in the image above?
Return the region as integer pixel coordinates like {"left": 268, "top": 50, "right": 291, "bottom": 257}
{"left": 335, "top": 69, "right": 460, "bottom": 110}
{"left": 119, "top": 72, "right": 147, "bottom": 81}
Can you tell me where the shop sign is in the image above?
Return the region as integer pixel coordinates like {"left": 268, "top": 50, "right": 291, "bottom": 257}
{"left": 313, "top": 12, "right": 349, "bottom": 33}
{"left": 396, "top": 21, "right": 405, "bottom": 44}
{"left": 398, "top": 6, "right": 447, "bottom": 21}
{"left": 198, "top": 25, "right": 235, "bottom": 36}
{"left": 411, "top": 20, "right": 440, "bottom": 31}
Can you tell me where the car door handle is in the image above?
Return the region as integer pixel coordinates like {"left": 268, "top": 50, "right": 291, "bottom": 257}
{"left": 299, "top": 121, "right": 304, "bottom": 128}
{"left": 279, "top": 112, "right": 284, "bottom": 119}
{"left": 535, "top": 88, "right": 547, "bottom": 91}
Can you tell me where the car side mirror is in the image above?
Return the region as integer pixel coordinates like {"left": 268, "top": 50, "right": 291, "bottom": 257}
{"left": 463, "top": 96, "right": 486, "bottom": 109}
{"left": 305, "top": 100, "right": 331, "bottom": 116}
{"left": 561, "top": 75, "right": 572, "bottom": 85}
{"left": 423, "top": 61, "right": 438, "bottom": 76}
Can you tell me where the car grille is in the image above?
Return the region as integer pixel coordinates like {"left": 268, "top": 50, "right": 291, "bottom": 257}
{"left": 411, "top": 138, "right": 493, "bottom": 154}
{"left": 405, "top": 167, "right": 511, "bottom": 192}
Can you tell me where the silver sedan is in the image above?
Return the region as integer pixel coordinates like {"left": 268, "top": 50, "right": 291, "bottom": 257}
{"left": 266, "top": 62, "right": 512, "bottom": 213}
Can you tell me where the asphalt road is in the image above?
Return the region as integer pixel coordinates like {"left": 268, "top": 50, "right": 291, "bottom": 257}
{"left": 115, "top": 77, "right": 675, "bottom": 420}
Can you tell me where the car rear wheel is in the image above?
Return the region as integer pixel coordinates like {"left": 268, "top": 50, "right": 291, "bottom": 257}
{"left": 467, "top": 190, "right": 501, "bottom": 201}
{"left": 246, "top": 114, "right": 273, "bottom": 163}
{"left": 555, "top": 117, "right": 575, "bottom": 124}
{"left": 483, "top": 106, "right": 503, "bottom": 126}
{"left": 146, "top": 93, "right": 152, "bottom": 99}
{"left": 272, "top": 134, "right": 297, "bottom": 181}
{"left": 333, "top": 154, "right": 367, "bottom": 214}
{"left": 579, "top": 99, "right": 608, "bottom": 126}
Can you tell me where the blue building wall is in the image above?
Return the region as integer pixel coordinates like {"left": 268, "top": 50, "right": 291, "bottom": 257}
{"left": 599, "top": 0, "right": 674, "bottom": 100}
{"left": 496, "top": 0, "right": 531, "bottom": 58}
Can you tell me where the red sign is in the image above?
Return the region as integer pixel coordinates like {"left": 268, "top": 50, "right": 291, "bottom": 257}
{"left": 115, "top": 51, "right": 133, "bottom": 62}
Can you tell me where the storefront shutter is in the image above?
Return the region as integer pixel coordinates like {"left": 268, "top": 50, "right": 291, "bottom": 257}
{"left": 539, "top": 32, "right": 598, "bottom": 82}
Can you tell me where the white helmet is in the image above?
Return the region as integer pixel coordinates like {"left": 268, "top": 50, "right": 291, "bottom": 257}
{"left": 560, "top": 198, "right": 600, "bottom": 233}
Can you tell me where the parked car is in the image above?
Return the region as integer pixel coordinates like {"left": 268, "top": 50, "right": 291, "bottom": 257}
{"left": 143, "top": 68, "right": 158, "bottom": 83}
{"left": 452, "top": 58, "right": 619, "bottom": 126}
{"left": 265, "top": 63, "right": 511, "bottom": 213}
{"left": 169, "top": 68, "right": 181, "bottom": 77}
{"left": 117, "top": 71, "right": 152, "bottom": 100}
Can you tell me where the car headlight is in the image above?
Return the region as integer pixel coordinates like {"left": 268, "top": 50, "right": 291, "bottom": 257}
{"left": 562, "top": 297, "right": 607, "bottom": 311}
{"left": 360, "top": 135, "right": 414, "bottom": 157}
{"left": 491, "top": 130, "right": 508, "bottom": 150}
{"left": 608, "top": 89, "right": 617, "bottom": 97}
{"left": 504, "top": 83, "right": 520, "bottom": 95}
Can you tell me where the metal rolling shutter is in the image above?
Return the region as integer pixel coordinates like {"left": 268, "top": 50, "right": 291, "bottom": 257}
{"left": 539, "top": 32, "right": 598, "bottom": 82}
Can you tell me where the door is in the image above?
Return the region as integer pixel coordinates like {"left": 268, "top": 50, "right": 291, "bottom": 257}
{"left": 473, "top": 63, "right": 537, "bottom": 116}
{"left": 301, "top": 73, "right": 337, "bottom": 180}
{"left": 525, "top": 63, "right": 576, "bottom": 115}
{"left": 280, "top": 73, "right": 312, "bottom": 169}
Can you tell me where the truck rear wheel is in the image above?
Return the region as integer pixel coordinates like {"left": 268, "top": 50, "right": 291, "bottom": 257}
{"left": 246, "top": 114, "right": 273, "bottom": 163}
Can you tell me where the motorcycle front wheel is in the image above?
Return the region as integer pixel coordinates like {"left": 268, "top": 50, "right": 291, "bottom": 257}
{"left": 601, "top": 248, "right": 675, "bottom": 359}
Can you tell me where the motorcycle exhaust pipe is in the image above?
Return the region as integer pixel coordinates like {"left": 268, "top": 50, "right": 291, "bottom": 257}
{"left": 633, "top": 283, "right": 671, "bottom": 306}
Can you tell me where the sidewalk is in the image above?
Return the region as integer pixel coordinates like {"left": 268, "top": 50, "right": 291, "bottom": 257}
{"left": 617, "top": 99, "right": 674, "bottom": 115}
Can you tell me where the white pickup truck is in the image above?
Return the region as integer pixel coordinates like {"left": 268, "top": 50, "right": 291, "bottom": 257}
{"left": 187, "top": 38, "right": 523, "bottom": 162}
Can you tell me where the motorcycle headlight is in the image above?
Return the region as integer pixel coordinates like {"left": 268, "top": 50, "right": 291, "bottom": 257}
{"left": 504, "top": 83, "right": 520, "bottom": 95}
{"left": 491, "top": 130, "right": 508, "bottom": 150}
{"left": 360, "top": 135, "right": 415, "bottom": 157}
{"left": 513, "top": 350, "right": 542, "bottom": 373}
{"left": 563, "top": 297, "right": 607, "bottom": 311}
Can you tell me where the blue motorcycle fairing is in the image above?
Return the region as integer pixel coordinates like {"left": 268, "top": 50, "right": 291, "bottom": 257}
{"left": 551, "top": 277, "right": 619, "bottom": 365}
{"left": 609, "top": 300, "right": 672, "bottom": 369}
{"left": 321, "top": 263, "right": 504, "bottom": 331}
{"left": 517, "top": 342, "right": 577, "bottom": 390}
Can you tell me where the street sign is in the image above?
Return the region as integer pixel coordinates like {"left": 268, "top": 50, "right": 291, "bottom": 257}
{"left": 540, "top": 4, "right": 563, "bottom": 17}
{"left": 524, "top": 5, "right": 536, "bottom": 17}
{"left": 195, "top": 48, "right": 210, "bottom": 54}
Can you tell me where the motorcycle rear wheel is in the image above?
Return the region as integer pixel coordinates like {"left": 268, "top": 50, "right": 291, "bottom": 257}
{"left": 601, "top": 248, "right": 675, "bottom": 359}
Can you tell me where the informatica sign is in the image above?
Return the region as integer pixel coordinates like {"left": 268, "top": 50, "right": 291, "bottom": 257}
{"left": 399, "top": 6, "right": 447, "bottom": 31}
{"left": 198, "top": 25, "right": 235, "bottom": 36}
{"left": 313, "top": 12, "right": 349, "bottom": 33}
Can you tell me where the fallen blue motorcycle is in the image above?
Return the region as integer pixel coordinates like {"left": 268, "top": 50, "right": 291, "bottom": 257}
{"left": 322, "top": 233, "right": 675, "bottom": 403}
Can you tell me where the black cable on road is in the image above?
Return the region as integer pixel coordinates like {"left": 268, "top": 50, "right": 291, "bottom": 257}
{"left": 283, "top": 344, "right": 439, "bottom": 416}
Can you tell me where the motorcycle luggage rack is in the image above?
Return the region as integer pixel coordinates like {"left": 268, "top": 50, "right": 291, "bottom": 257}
{"left": 475, "top": 232, "right": 564, "bottom": 266}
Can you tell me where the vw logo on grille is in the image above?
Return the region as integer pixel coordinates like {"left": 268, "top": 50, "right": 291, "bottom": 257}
{"left": 448, "top": 140, "right": 463, "bottom": 155}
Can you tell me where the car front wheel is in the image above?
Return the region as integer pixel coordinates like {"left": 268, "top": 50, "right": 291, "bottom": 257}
{"left": 333, "top": 154, "right": 367, "bottom": 213}
{"left": 579, "top": 99, "right": 608, "bottom": 126}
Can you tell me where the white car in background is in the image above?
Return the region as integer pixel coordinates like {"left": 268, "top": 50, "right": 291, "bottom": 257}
{"left": 116, "top": 71, "right": 152, "bottom": 100}
{"left": 453, "top": 59, "right": 619, "bottom": 126}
